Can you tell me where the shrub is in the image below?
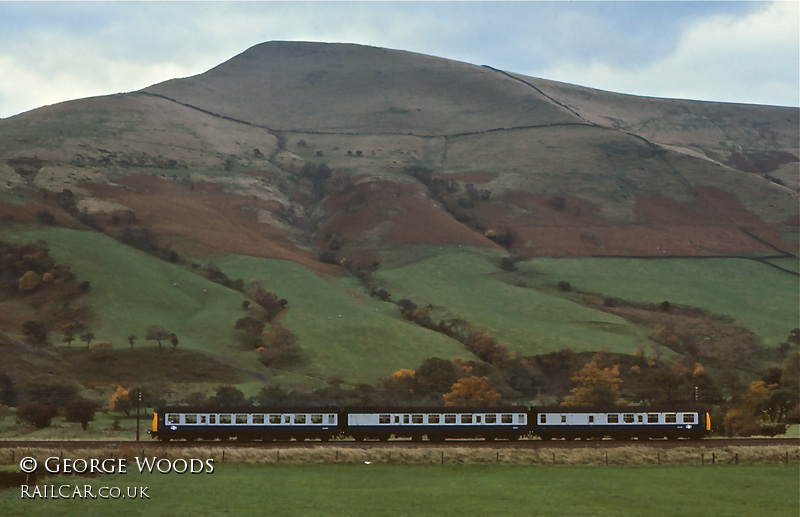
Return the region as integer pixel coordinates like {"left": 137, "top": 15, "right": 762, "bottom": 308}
{"left": 16, "top": 402, "right": 59, "bottom": 428}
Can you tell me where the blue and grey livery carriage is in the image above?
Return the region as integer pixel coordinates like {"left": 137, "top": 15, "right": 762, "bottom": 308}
{"left": 150, "top": 406, "right": 339, "bottom": 442}
{"left": 531, "top": 406, "right": 711, "bottom": 441}
{"left": 344, "top": 406, "right": 528, "bottom": 442}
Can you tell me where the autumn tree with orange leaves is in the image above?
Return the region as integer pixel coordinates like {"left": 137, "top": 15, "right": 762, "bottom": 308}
{"left": 563, "top": 353, "right": 625, "bottom": 406}
{"left": 443, "top": 376, "right": 500, "bottom": 407}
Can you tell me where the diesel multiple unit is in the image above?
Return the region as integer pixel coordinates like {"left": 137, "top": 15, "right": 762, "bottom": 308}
{"left": 150, "top": 405, "right": 710, "bottom": 442}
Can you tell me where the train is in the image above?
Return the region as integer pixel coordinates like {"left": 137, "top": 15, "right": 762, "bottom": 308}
{"left": 149, "top": 404, "right": 711, "bottom": 442}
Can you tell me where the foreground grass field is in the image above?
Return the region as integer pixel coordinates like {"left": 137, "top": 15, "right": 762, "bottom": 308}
{"left": 1, "top": 463, "right": 797, "bottom": 516}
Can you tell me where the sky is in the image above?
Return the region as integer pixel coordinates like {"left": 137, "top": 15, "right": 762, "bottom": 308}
{"left": 0, "top": 1, "right": 798, "bottom": 119}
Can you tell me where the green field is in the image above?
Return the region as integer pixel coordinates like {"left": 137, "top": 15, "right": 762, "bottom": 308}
{"left": 523, "top": 257, "right": 799, "bottom": 347}
{"left": 1, "top": 464, "right": 797, "bottom": 516}
{"left": 3, "top": 227, "right": 796, "bottom": 390}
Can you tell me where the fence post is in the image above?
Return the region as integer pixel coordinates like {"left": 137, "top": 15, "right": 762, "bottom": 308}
{"left": 701, "top": 453, "right": 704, "bottom": 465}
{"left": 734, "top": 453, "right": 738, "bottom": 465}
{"left": 496, "top": 452, "right": 500, "bottom": 464}
{"left": 712, "top": 452, "right": 716, "bottom": 465}
{"left": 657, "top": 451, "right": 660, "bottom": 465}
{"left": 605, "top": 452, "right": 608, "bottom": 466}
{"left": 552, "top": 452, "right": 556, "bottom": 465}
{"left": 441, "top": 451, "right": 444, "bottom": 465}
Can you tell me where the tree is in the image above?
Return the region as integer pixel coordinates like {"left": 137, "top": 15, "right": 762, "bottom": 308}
{"left": 18, "top": 270, "right": 41, "bottom": 292}
{"left": 146, "top": 325, "right": 170, "bottom": 348}
{"left": 127, "top": 334, "right": 136, "bottom": 349}
{"left": 21, "top": 320, "right": 48, "bottom": 345}
{"left": 65, "top": 397, "right": 100, "bottom": 430}
{"left": 563, "top": 354, "right": 625, "bottom": 406}
{"left": 63, "top": 331, "right": 75, "bottom": 347}
{"left": 414, "top": 358, "right": 459, "bottom": 396}
{"left": 110, "top": 386, "right": 133, "bottom": 417}
{"left": 80, "top": 332, "right": 95, "bottom": 348}
{"left": 723, "top": 381, "right": 781, "bottom": 436}
{"left": 443, "top": 376, "right": 501, "bottom": 406}
{"left": 170, "top": 333, "right": 179, "bottom": 351}
{"left": 209, "top": 386, "right": 248, "bottom": 407}
{"left": 16, "top": 402, "right": 58, "bottom": 428}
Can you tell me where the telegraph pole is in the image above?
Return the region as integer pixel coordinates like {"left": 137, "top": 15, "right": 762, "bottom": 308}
{"left": 136, "top": 386, "right": 141, "bottom": 441}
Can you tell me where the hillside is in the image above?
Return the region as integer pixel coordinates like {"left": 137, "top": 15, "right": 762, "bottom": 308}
{"left": 0, "top": 41, "right": 797, "bottom": 411}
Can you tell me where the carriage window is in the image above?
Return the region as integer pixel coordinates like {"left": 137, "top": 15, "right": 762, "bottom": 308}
{"left": 199, "top": 415, "right": 207, "bottom": 425}
{"left": 269, "top": 415, "right": 281, "bottom": 424}
{"left": 485, "top": 414, "right": 496, "bottom": 424}
{"left": 623, "top": 414, "right": 635, "bottom": 423}
{"left": 428, "top": 414, "right": 440, "bottom": 424}
{"left": 539, "top": 414, "right": 547, "bottom": 424}
{"left": 647, "top": 414, "right": 659, "bottom": 424}
{"left": 461, "top": 414, "right": 473, "bottom": 424}
{"left": 608, "top": 414, "right": 619, "bottom": 424}
{"left": 166, "top": 414, "right": 181, "bottom": 425}
{"left": 219, "top": 414, "right": 232, "bottom": 424}
{"left": 379, "top": 414, "right": 391, "bottom": 424}
{"left": 236, "top": 414, "right": 248, "bottom": 424}
{"left": 412, "top": 414, "right": 423, "bottom": 424}
{"left": 328, "top": 415, "right": 336, "bottom": 425}
{"left": 502, "top": 414, "right": 514, "bottom": 424}
{"left": 588, "top": 415, "right": 594, "bottom": 424}
{"left": 184, "top": 414, "right": 197, "bottom": 424}
{"left": 681, "top": 413, "right": 697, "bottom": 424}
{"left": 560, "top": 415, "right": 566, "bottom": 424}
{"left": 252, "top": 415, "right": 265, "bottom": 425}
{"left": 445, "top": 414, "right": 456, "bottom": 424}
{"left": 518, "top": 414, "right": 525, "bottom": 423}
{"left": 294, "top": 414, "right": 307, "bottom": 424}
{"left": 665, "top": 413, "right": 677, "bottom": 423}
{"left": 311, "top": 414, "right": 323, "bottom": 424}
{"left": 403, "top": 415, "right": 410, "bottom": 424}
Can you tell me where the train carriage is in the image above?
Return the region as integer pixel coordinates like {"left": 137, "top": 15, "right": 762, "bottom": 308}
{"left": 150, "top": 406, "right": 339, "bottom": 442}
{"left": 343, "top": 406, "right": 528, "bottom": 442}
{"left": 531, "top": 406, "right": 711, "bottom": 440}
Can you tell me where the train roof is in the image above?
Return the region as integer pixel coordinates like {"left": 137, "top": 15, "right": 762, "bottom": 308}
{"left": 531, "top": 405, "right": 709, "bottom": 413}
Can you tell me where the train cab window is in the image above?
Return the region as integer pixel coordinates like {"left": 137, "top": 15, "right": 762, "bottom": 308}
{"left": 647, "top": 414, "right": 659, "bottom": 424}
{"left": 252, "top": 415, "right": 265, "bottom": 425}
{"left": 379, "top": 414, "right": 391, "bottom": 424}
{"left": 184, "top": 414, "right": 197, "bottom": 424}
{"left": 236, "top": 414, "right": 248, "bottom": 424}
{"left": 681, "top": 413, "right": 697, "bottom": 424}
{"left": 166, "top": 414, "right": 181, "bottom": 425}
{"left": 502, "top": 414, "right": 513, "bottom": 424}
{"left": 608, "top": 414, "right": 619, "bottom": 424}
{"left": 294, "top": 415, "right": 307, "bottom": 424}
{"left": 311, "top": 414, "right": 323, "bottom": 425}
{"left": 665, "top": 413, "right": 677, "bottom": 423}
{"left": 445, "top": 414, "right": 456, "bottom": 424}
{"left": 623, "top": 414, "right": 635, "bottom": 423}
{"left": 485, "top": 414, "right": 496, "bottom": 424}
{"left": 269, "top": 415, "right": 281, "bottom": 424}
{"left": 219, "top": 414, "right": 232, "bottom": 425}
{"left": 461, "top": 414, "right": 473, "bottom": 424}
{"left": 428, "top": 414, "right": 440, "bottom": 424}
{"left": 412, "top": 414, "right": 424, "bottom": 424}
